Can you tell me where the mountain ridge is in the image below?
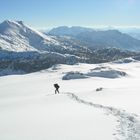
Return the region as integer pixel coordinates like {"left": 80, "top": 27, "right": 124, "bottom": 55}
{"left": 48, "top": 26, "right": 140, "bottom": 51}
{"left": 0, "top": 20, "right": 140, "bottom": 76}
{"left": 0, "top": 20, "right": 61, "bottom": 52}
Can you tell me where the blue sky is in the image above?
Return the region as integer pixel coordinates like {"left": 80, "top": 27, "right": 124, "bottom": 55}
{"left": 0, "top": 0, "right": 140, "bottom": 29}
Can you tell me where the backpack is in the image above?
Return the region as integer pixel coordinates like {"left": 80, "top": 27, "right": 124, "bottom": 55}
{"left": 54, "top": 84, "right": 59, "bottom": 88}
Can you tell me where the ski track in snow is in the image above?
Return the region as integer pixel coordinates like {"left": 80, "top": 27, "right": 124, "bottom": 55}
{"left": 63, "top": 92, "right": 140, "bottom": 140}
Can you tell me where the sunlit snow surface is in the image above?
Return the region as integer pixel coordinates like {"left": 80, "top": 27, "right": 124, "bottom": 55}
{"left": 1, "top": 61, "right": 140, "bottom": 140}
{"left": 0, "top": 20, "right": 61, "bottom": 52}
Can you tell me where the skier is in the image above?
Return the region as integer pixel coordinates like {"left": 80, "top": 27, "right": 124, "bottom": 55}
{"left": 54, "top": 83, "right": 60, "bottom": 94}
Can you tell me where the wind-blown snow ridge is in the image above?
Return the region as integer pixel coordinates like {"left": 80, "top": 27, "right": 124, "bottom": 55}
{"left": 65, "top": 92, "right": 140, "bottom": 140}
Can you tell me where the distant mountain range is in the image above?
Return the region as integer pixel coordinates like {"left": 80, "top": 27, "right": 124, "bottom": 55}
{"left": 48, "top": 26, "right": 140, "bottom": 51}
{"left": 48, "top": 26, "right": 93, "bottom": 36}
{"left": 0, "top": 20, "right": 140, "bottom": 76}
{"left": 118, "top": 28, "right": 140, "bottom": 41}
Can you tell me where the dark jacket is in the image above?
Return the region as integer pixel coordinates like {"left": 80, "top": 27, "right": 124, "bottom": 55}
{"left": 54, "top": 84, "right": 59, "bottom": 89}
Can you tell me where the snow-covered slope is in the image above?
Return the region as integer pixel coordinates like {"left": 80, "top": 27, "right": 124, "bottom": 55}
{"left": 1, "top": 61, "right": 140, "bottom": 140}
{"left": 0, "top": 20, "right": 60, "bottom": 52}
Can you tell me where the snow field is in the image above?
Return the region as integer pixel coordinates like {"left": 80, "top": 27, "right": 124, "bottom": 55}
{"left": 1, "top": 61, "right": 140, "bottom": 140}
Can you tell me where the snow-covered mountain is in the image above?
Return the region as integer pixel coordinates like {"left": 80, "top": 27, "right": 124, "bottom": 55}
{"left": 48, "top": 26, "right": 93, "bottom": 36}
{"left": 49, "top": 26, "right": 140, "bottom": 51}
{"left": 0, "top": 20, "right": 61, "bottom": 52}
{"left": 0, "top": 21, "right": 140, "bottom": 76}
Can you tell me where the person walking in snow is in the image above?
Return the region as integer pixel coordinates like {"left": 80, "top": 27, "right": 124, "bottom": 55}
{"left": 54, "top": 83, "right": 60, "bottom": 94}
